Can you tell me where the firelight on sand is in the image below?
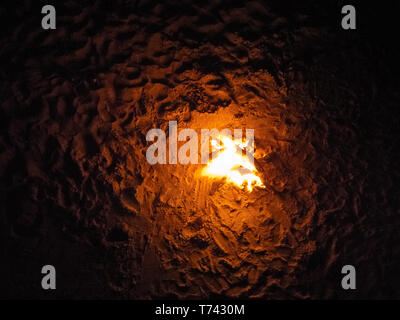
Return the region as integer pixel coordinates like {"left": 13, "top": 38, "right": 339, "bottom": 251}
{"left": 202, "top": 135, "right": 265, "bottom": 192}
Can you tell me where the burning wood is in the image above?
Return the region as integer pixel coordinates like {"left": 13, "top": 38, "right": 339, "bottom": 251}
{"left": 202, "top": 135, "right": 265, "bottom": 192}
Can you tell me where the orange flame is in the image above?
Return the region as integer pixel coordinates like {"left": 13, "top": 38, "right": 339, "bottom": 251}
{"left": 202, "top": 135, "right": 265, "bottom": 192}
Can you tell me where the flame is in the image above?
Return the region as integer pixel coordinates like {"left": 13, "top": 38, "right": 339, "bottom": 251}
{"left": 202, "top": 135, "right": 265, "bottom": 192}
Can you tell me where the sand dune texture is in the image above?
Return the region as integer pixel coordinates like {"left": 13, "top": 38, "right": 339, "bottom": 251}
{"left": 1, "top": 1, "right": 399, "bottom": 299}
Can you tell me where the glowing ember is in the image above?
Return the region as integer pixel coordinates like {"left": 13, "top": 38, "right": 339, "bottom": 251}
{"left": 202, "top": 135, "right": 265, "bottom": 192}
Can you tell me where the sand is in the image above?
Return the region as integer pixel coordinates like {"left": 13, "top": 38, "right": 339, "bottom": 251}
{"left": 0, "top": 0, "right": 399, "bottom": 299}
